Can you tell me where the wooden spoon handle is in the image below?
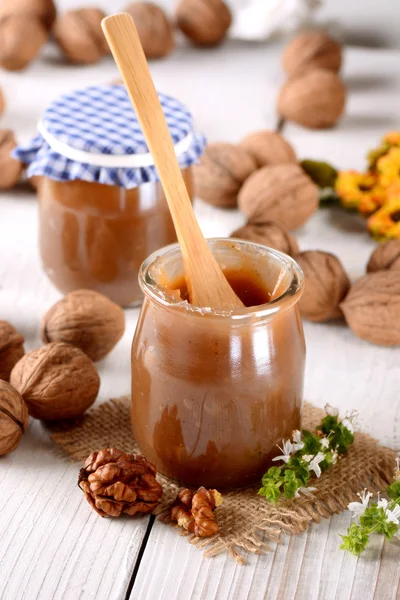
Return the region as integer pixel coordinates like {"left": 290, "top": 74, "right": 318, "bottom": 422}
{"left": 101, "top": 13, "right": 243, "bottom": 309}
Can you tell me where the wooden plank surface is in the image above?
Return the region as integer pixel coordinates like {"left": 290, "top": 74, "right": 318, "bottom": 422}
{"left": 0, "top": 32, "right": 400, "bottom": 600}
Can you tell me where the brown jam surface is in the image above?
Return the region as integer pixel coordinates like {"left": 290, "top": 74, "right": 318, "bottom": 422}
{"left": 169, "top": 268, "right": 271, "bottom": 307}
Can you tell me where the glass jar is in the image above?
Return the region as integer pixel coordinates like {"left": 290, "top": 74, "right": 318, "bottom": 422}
{"left": 38, "top": 171, "right": 193, "bottom": 307}
{"left": 13, "top": 84, "right": 205, "bottom": 306}
{"left": 131, "top": 239, "right": 305, "bottom": 489}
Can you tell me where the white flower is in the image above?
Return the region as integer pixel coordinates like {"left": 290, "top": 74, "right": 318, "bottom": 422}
{"left": 377, "top": 498, "right": 400, "bottom": 524}
{"left": 272, "top": 439, "right": 294, "bottom": 463}
{"left": 320, "top": 437, "right": 330, "bottom": 449}
{"left": 341, "top": 410, "right": 358, "bottom": 434}
{"left": 303, "top": 452, "right": 325, "bottom": 478}
{"left": 295, "top": 486, "right": 317, "bottom": 498}
{"left": 348, "top": 489, "right": 372, "bottom": 521}
{"left": 325, "top": 403, "right": 339, "bottom": 417}
{"left": 331, "top": 450, "right": 338, "bottom": 464}
{"left": 291, "top": 430, "right": 304, "bottom": 452}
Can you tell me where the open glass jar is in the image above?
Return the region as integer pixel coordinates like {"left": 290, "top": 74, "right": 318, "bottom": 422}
{"left": 14, "top": 85, "right": 205, "bottom": 306}
{"left": 131, "top": 239, "right": 306, "bottom": 489}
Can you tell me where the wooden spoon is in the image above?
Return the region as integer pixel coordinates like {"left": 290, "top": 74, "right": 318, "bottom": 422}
{"left": 101, "top": 13, "right": 243, "bottom": 310}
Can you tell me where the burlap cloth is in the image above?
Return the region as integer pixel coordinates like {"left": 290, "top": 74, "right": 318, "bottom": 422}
{"left": 50, "top": 396, "right": 396, "bottom": 564}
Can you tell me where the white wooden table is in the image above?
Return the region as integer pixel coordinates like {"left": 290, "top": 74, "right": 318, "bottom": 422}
{"left": 1, "top": 28, "right": 400, "bottom": 600}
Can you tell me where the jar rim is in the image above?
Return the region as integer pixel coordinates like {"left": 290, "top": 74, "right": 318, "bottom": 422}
{"left": 139, "top": 238, "right": 304, "bottom": 320}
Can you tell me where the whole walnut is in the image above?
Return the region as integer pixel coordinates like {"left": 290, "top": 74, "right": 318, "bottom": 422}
{"left": 0, "top": 0, "right": 56, "bottom": 30}
{"left": 0, "top": 14, "right": 48, "bottom": 71}
{"left": 238, "top": 164, "right": 319, "bottom": 230}
{"left": 282, "top": 31, "right": 342, "bottom": 77}
{"left": 10, "top": 342, "right": 100, "bottom": 420}
{"left": 341, "top": 271, "right": 400, "bottom": 346}
{"left": 176, "top": 0, "right": 232, "bottom": 47}
{"left": 193, "top": 143, "right": 257, "bottom": 208}
{"left": 278, "top": 69, "right": 346, "bottom": 129}
{"left": 53, "top": 8, "right": 109, "bottom": 65}
{"left": 41, "top": 290, "right": 125, "bottom": 362}
{"left": 0, "top": 380, "right": 29, "bottom": 456}
{"left": 295, "top": 251, "right": 350, "bottom": 322}
{"left": 367, "top": 240, "right": 400, "bottom": 273}
{"left": 0, "top": 320, "right": 24, "bottom": 382}
{"left": 124, "top": 2, "right": 174, "bottom": 59}
{"left": 231, "top": 221, "right": 299, "bottom": 257}
{"left": 240, "top": 130, "right": 297, "bottom": 168}
{"left": 0, "top": 130, "right": 23, "bottom": 189}
{"left": 79, "top": 448, "right": 163, "bottom": 517}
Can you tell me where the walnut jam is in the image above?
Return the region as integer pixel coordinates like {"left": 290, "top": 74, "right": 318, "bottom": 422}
{"left": 39, "top": 173, "right": 193, "bottom": 307}
{"left": 131, "top": 239, "right": 305, "bottom": 489}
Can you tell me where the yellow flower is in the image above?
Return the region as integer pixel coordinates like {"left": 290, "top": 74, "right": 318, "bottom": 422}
{"left": 335, "top": 170, "right": 385, "bottom": 214}
{"left": 384, "top": 131, "right": 400, "bottom": 146}
{"left": 367, "top": 197, "right": 400, "bottom": 241}
{"left": 377, "top": 147, "right": 400, "bottom": 188}
{"left": 367, "top": 131, "right": 400, "bottom": 170}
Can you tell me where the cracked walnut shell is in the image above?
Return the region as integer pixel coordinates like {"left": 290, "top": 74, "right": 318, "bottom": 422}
{"left": 278, "top": 69, "right": 346, "bottom": 129}
{"left": 10, "top": 342, "right": 100, "bottom": 420}
{"left": 231, "top": 221, "right": 299, "bottom": 257}
{"left": 79, "top": 448, "right": 163, "bottom": 517}
{"left": 238, "top": 164, "right": 319, "bottom": 230}
{"left": 193, "top": 142, "right": 257, "bottom": 208}
{"left": 282, "top": 31, "right": 342, "bottom": 76}
{"left": 0, "top": 130, "right": 23, "bottom": 189}
{"left": 0, "top": 380, "right": 29, "bottom": 456}
{"left": 240, "top": 130, "right": 297, "bottom": 168}
{"left": 53, "top": 8, "right": 109, "bottom": 65}
{"left": 176, "top": 0, "right": 232, "bottom": 47}
{"left": 41, "top": 290, "right": 125, "bottom": 362}
{"left": 340, "top": 271, "right": 400, "bottom": 346}
{"left": 0, "top": 320, "right": 24, "bottom": 382}
{"left": 169, "top": 486, "right": 222, "bottom": 537}
{"left": 296, "top": 251, "right": 350, "bottom": 322}
{"left": 124, "top": 2, "right": 174, "bottom": 59}
{"left": 367, "top": 240, "right": 400, "bottom": 273}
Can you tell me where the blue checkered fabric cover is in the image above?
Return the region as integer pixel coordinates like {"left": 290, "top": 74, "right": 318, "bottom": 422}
{"left": 13, "top": 85, "right": 206, "bottom": 189}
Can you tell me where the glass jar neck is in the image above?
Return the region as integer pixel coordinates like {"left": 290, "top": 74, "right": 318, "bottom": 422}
{"left": 139, "top": 238, "right": 304, "bottom": 323}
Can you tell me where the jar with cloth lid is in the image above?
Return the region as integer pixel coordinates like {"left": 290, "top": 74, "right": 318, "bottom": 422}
{"left": 14, "top": 84, "right": 206, "bottom": 307}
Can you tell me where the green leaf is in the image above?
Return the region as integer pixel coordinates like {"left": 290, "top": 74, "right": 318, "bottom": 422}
{"left": 319, "top": 187, "right": 340, "bottom": 206}
{"left": 361, "top": 506, "right": 399, "bottom": 540}
{"left": 387, "top": 481, "right": 400, "bottom": 501}
{"left": 301, "top": 430, "right": 322, "bottom": 455}
{"left": 283, "top": 478, "right": 301, "bottom": 499}
{"left": 258, "top": 481, "right": 282, "bottom": 503}
{"left": 284, "top": 469, "right": 296, "bottom": 481}
{"left": 301, "top": 159, "right": 338, "bottom": 188}
{"left": 340, "top": 523, "right": 370, "bottom": 556}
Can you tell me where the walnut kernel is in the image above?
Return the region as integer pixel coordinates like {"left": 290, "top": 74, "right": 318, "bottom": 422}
{"left": 79, "top": 448, "right": 163, "bottom": 517}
